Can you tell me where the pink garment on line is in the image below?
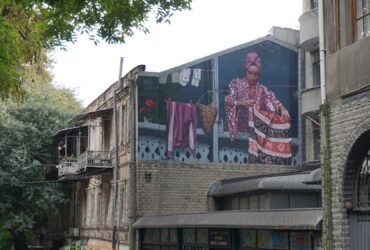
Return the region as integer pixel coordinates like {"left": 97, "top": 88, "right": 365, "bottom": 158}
{"left": 166, "top": 100, "right": 198, "bottom": 159}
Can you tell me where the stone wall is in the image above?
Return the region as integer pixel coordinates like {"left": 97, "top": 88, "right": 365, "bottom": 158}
{"left": 325, "top": 90, "right": 370, "bottom": 249}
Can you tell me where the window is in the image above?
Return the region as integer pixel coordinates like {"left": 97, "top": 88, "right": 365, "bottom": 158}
{"left": 183, "top": 228, "right": 208, "bottom": 244}
{"left": 121, "top": 104, "right": 129, "bottom": 144}
{"left": 312, "top": 61, "right": 321, "bottom": 86}
{"left": 311, "top": 0, "right": 318, "bottom": 9}
{"left": 142, "top": 228, "right": 177, "bottom": 250}
{"left": 356, "top": 0, "right": 370, "bottom": 39}
{"left": 313, "top": 124, "right": 321, "bottom": 161}
{"left": 239, "top": 229, "right": 257, "bottom": 248}
{"left": 356, "top": 153, "right": 370, "bottom": 209}
{"left": 311, "top": 50, "right": 321, "bottom": 87}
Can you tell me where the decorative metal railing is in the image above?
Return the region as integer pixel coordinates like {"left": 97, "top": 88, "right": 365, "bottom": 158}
{"left": 57, "top": 150, "right": 112, "bottom": 177}
{"left": 138, "top": 122, "right": 299, "bottom": 165}
{"left": 357, "top": 154, "right": 370, "bottom": 209}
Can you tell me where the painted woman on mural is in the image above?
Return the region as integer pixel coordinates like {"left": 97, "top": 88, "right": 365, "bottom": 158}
{"left": 224, "top": 52, "right": 292, "bottom": 165}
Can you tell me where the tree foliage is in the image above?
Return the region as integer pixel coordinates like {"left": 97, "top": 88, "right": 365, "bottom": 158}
{"left": 0, "top": 65, "right": 82, "bottom": 249}
{"left": 0, "top": 0, "right": 192, "bottom": 97}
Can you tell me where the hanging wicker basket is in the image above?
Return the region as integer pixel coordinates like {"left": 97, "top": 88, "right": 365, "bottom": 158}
{"left": 196, "top": 91, "right": 218, "bottom": 136}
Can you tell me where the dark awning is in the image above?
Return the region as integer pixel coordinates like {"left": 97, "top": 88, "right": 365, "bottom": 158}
{"left": 134, "top": 208, "right": 322, "bottom": 230}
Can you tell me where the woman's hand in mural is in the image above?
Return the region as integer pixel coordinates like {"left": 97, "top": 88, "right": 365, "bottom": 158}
{"left": 279, "top": 105, "right": 290, "bottom": 120}
{"left": 236, "top": 99, "right": 255, "bottom": 108}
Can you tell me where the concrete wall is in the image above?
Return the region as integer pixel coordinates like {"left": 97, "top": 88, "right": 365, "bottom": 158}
{"left": 326, "top": 37, "right": 370, "bottom": 100}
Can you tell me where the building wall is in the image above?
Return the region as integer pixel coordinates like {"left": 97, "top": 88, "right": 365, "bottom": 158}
{"left": 322, "top": 0, "right": 370, "bottom": 248}
{"left": 135, "top": 161, "right": 296, "bottom": 216}
{"left": 326, "top": 37, "right": 370, "bottom": 100}
{"left": 304, "top": 119, "right": 314, "bottom": 162}
{"left": 324, "top": 91, "right": 370, "bottom": 249}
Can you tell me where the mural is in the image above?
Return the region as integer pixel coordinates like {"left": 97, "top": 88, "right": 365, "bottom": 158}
{"left": 137, "top": 40, "right": 298, "bottom": 165}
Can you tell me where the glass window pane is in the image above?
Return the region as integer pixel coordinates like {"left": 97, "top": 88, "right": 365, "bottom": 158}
{"left": 231, "top": 197, "right": 239, "bottom": 210}
{"left": 259, "top": 194, "right": 269, "bottom": 209}
{"left": 161, "top": 229, "right": 169, "bottom": 242}
{"left": 153, "top": 229, "right": 160, "bottom": 242}
{"left": 144, "top": 229, "right": 153, "bottom": 242}
{"left": 313, "top": 61, "right": 321, "bottom": 86}
{"left": 239, "top": 229, "right": 256, "bottom": 247}
{"left": 290, "top": 232, "right": 312, "bottom": 250}
{"left": 197, "top": 229, "right": 208, "bottom": 244}
{"left": 183, "top": 228, "right": 196, "bottom": 243}
{"left": 257, "top": 230, "right": 273, "bottom": 249}
{"left": 249, "top": 195, "right": 259, "bottom": 209}
{"left": 240, "top": 197, "right": 248, "bottom": 209}
{"left": 291, "top": 193, "right": 319, "bottom": 208}
{"left": 272, "top": 231, "right": 289, "bottom": 250}
{"left": 271, "top": 193, "right": 290, "bottom": 209}
{"left": 169, "top": 229, "right": 177, "bottom": 243}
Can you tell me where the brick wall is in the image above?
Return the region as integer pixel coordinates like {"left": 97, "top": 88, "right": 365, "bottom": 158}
{"left": 134, "top": 161, "right": 297, "bottom": 216}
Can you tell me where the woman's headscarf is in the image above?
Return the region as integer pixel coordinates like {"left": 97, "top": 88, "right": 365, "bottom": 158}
{"left": 244, "top": 52, "right": 261, "bottom": 71}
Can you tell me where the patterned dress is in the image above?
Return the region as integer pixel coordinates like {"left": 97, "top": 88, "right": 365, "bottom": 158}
{"left": 224, "top": 78, "right": 291, "bottom": 165}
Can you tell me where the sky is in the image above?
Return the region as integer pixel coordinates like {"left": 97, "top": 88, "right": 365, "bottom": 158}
{"left": 51, "top": 0, "right": 302, "bottom": 106}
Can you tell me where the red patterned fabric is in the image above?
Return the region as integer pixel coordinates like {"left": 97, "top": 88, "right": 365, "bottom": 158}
{"left": 248, "top": 106, "right": 291, "bottom": 165}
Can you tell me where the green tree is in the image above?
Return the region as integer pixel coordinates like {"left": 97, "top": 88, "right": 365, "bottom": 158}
{"left": 0, "top": 67, "right": 82, "bottom": 249}
{"left": 0, "top": 0, "right": 192, "bottom": 97}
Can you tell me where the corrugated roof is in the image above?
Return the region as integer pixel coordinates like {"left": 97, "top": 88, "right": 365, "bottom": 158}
{"left": 72, "top": 107, "right": 113, "bottom": 124}
{"left": 304, "top": 168, "right": 321, "bottom": 184}
{"left": 208, "top": 170, "right": 321, "bottom": 197}
{"left": 134, "top": 208, "right": 322, "bottom": 230}
{"left": 53, "top": 125, "right": 87, "bottom": 137}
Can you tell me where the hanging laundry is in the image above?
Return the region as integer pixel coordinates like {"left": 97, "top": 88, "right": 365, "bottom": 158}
{"left": 179, "top": 68, "right": 191, "bottom": 86}
{"left": 165, "top": 100, "right": 198, "bottom": 159}
{"left": 191, "top": 68, "right": 202, "bottom": 87}
{"left": 159, "top": 74, "right": 168, "bottom": 84}
{"left": 171, "top": 71, "right": 180, "bottom": 83}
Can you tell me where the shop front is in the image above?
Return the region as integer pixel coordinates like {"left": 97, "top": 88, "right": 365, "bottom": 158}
{"left": 135, "top": 209, "right": 322, "bottom": 250}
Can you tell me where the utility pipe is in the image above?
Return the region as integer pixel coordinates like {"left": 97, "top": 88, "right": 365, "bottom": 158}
{"left": 319, "top": 0, "right": 327, "bottom": 104}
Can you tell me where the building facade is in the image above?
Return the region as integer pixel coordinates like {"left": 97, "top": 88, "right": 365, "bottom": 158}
{"left": 319, "top": 0, "right": 370, "bottom": 249}
{"left": 49, "top": 26, "right": 329, "bottom": 250}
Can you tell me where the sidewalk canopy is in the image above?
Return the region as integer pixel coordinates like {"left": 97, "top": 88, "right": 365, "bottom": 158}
{"left": 134, "top": 208, "right": 322, "bottom": 230}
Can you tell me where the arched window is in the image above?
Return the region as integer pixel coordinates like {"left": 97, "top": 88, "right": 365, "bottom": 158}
{"left": 356, "top": 151, "right": 370, "bottom": 209}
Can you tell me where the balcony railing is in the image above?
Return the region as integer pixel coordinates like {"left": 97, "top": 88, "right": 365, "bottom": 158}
{"left": 57, "top": 150, "right": 112, "bottom": 177}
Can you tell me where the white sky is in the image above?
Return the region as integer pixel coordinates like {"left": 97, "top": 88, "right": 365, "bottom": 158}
{"left": 51, "top": 0, "right": 302, "bottom": 106}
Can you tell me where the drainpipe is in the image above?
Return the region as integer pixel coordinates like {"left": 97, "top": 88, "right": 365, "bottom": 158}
{"left": 128, "top": 76, "right": 137, "bottom": 250}
{"left": 319, "top": 0, "right": 327, "bottom": 104}
{"left": 318, "top": 0, "right": 332, "bottom": 249}
{"left": 297, "top": 47, "right": 303, "bottom": 166}
{"left": 112, "top": 57, "right": 124, "bottom": 250}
